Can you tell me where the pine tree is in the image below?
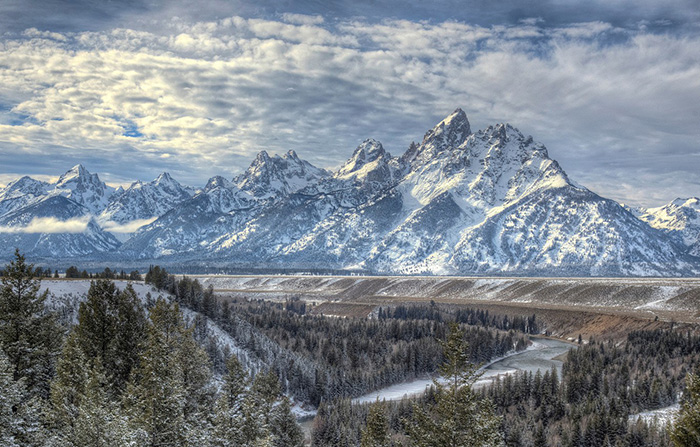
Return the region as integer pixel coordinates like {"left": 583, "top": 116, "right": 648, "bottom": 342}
{"left": 213, "top": 355, "right": 248, "bottom": 446}
{"left": 178, "top": 323, "right": 214, "bottom": 422}
{"left": 361, "top": 400, "right": 391, "bottom": 447}
{"left": 125, "top": 299, "right": 186, "bottom": 447}
{"left": 111, "top": 284, "right": 147, "bottom": 394}
{"left": 0, "top": 249, "right": 61, "bottom": 399}
{"left": 47, "top": 330, "right": 89, "bottom": 440}
{"left": 271, "top": 396, "right": 304, "bottom": 447}
{"left": 0, "top": 348, "right": 46, "bottom": 447}
{"left": 75, "top": 280, "right": 146, "bottom": 396}
{"left": 1, "top": 346, "right": 28, "bottom": 447}
{"left": 670, "top": 372, "right": 700, "bottom": 446}
{"left": 406, "top": 323, "right": 503, "bottom": 447}
{"left": 72, "top": 361, "right": 130, "bottom": 447}
{"left": 178, "top": 319, "right": 215, "bottom": 445}
{"left": 76, "top": 279, "right": 119, "bottom": 364}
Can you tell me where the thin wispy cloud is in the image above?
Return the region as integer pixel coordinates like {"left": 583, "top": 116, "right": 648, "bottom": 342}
{"left": 99, "top": 217, "right": 158, "bottom": 234}
{"left": 0, "top": 7, "right": 698, "bottom": 207}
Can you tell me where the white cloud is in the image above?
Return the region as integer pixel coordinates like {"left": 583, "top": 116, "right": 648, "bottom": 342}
{"left": 0, "top": 216, "right": 90, "bottom": 233}
{"left": 100, "top": 217, "right": 158, "bottom": 233}
{"left": 0, "top": 15, "right": 698, "bottom": 206}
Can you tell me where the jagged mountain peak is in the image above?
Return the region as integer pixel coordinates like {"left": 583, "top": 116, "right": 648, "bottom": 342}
{"left": 0, "top": 176, "right": 52, "bottom": 218}
{"left": 671, "top": 197, "right": 700, "bottom": 209}
{"left": 205, "top": 175, "right": 233, "bottom": 191}
{"left": 2, "top": 176, "right": 49, "bottom": 196}
{"left": 100, "top": 171, "right": 195, "bottom": 225}
{"left": 423, "top": 108, "right": 471, "bottom": 147}
{"left": 336, "top": 139, "right": 392, "bottom": 178}
{"left": 56, "top": 164, "right": 90, "bottom": 186}
{"left": 52, "top": 164, "right": 114, "bottom": 214}
{"left": 246, "top": 149, "right": 306, "bottom": 170}
{"left": 645, "top": 197, "right": 700, "bottom": 256}
{"left": 235, "top": 150, "right": 328, "bottom": 199}
{"left": 402, "top": 115, "right": 570, "bottom": 210}
{"left": 285, "top": 149, "right": 301, "bottom": 161}
{"left": 154, "top": 172, "right": 176, "bottom": 184}
{"left": 640, "top": 197, "right": 700, "bottom": 236}
{"left": 473, "top": 123, "right": 549, "bottom": 160}
{"left": 401, "top": 109, "right": 472, "bottom": 166}
{"left": 252, "top": 150, "right": 272, "bottom": 164}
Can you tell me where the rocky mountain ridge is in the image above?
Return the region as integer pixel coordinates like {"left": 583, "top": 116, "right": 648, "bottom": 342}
{"left": 1, "top": 109, "right": 698, "bottom": 276}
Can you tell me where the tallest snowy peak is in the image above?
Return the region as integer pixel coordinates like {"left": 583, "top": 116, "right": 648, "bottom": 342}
{"left": 426, "top": 108, "right": 471, "bottom": 146}
{"left": 441, "top": 108, "right": 470, "bottom": 129}
{"left": 407, "top": 109, "right": 472, "bottom": 164}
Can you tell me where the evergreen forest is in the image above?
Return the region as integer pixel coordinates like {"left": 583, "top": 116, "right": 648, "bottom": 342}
{"left": 1, "top": 254, "right": 699, "bottom": 446}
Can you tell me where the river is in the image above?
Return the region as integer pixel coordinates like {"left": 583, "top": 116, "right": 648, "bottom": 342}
{"left": 300, "top": 337, "right": 575, "bottom": 439}
{"left": 353, "top": 337, "right": 574, "bottom": 404}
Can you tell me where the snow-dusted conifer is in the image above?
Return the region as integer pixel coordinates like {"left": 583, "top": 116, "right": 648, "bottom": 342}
{"left": 72, "top": 361, "right": 129, "bottom": 447}
{"left": 671, "top": 372, "right": 700, "bottom": 446}
{"left": 0, "top": 249, "right": 61, "bottom": 399}
{"left": 212, "top": 355, "right": 248, "bottom": 446}
{"left": 125, "top": 299, "right": 186, "bottom": 446}
{"left": 361, "top": 400, "right": 391, "bottom": 447}
{"left": 0, "top": 348, "right": 46, "bottom": 447}
{"left": 406, "top": 323, "right": 503, "bottom": 447}
{"left": 47, "top": 330, "right": 89, "bottom": 441}
{"left": 271, "top": 396, "right": 304, "bottom": 447}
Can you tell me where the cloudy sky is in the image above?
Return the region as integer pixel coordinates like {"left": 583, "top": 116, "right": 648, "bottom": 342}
{"left": 1, "top": 0, "right": 699, "bottom": 207}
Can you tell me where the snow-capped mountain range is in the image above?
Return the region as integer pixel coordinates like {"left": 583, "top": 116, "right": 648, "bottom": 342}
{"left": 2, "top": 109, "right": 699, "bottom": 276}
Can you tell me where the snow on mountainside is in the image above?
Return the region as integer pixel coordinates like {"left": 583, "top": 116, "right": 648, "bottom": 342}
{"left": 0, "top": 176, "right": 51, "bottom": 218}
{"left": 0, "top": 165, "right": 121, "bottom": 257}
{"left": 53, "top": 164, "right": 115, "bottom": 214}
{"left": 190, "top": 109, "right": 696, "bottom": 276}
{"left": 0, "top": 195, "right": 120, "bottom": 258}
{"left": 120, "top": 151, "right": 330, "bottom": 259}
{"left": 235, "top": 150, "right": 328, "bottom": 199}
{"left": 206, "top": 139, "right": 404, "bottom": 264}
{"left": 1, "top": 108, "right": 699, "bottom": 276}
{"left": 639, "top": 198, "right": 700, "bottom": 256}
{"left": 100, "top": 172, "right": 195, "bottom": 224}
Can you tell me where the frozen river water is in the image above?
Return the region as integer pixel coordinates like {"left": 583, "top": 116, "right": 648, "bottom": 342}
{"left": 300, "top": 337, "right": 575, "bottom": 439}
{"left": 353, "top": 337, "right": 575, "bottom": 404}
{"left": 301, "top": 337, "right": 576, "bottom": 437}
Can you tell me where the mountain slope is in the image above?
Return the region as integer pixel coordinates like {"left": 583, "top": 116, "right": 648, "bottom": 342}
{"left": 100, "top": 172, "right": 195, "bottom": 224}
{"left": 0, "top": 176, "right": 51, "bottom": 218}
{"left": 1, "top": 109, "right": 698, "bottom": 276}
{"left": 119, "top": 152, "right": 328, "bottom": 259}
{"left": 235, "top": 150, "right": 329, "bottom": 199}
{"left": 0, "top": 195, "right": 121, "bottom": 259}
{"left": 639, "top": 198, "right": 700, "bottom": 256}
{"left": 52, "top": 164, "right": 115, "bottom": 214}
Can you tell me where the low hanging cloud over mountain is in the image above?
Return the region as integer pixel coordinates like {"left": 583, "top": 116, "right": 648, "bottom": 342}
{"left": 0, "top": 216, "right": 90, "bottom": 234}
{"left": 99, "top": 217, "right": 159, "bottom": 234}
{"left": 0, "top": 1, "right": 698, "bottom": 207}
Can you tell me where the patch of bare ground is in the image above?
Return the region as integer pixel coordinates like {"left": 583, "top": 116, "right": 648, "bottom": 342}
{"left": 309, "top": 302, "right": 377, "bottom": 318}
